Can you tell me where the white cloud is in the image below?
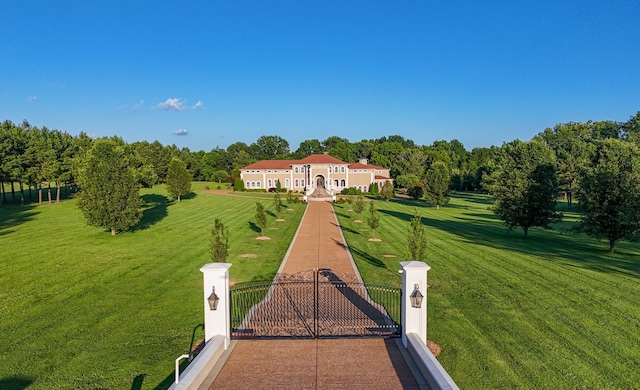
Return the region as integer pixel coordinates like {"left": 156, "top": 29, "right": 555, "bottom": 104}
{"left": 156, "top": 98, "right": 187, "bottom": 111}
{"left": 173, "top": 129, "right": 189, "bottom": 136}
{"left": 27, "top": 96, "right": 37, "bottom": 102}
{"left": 155, "top": 98, "right": 202, "bottom": 111}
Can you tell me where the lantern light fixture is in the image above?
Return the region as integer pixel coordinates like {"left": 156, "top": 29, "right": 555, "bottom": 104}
{"left": 207, "top": 286, "right": 220, "bottom": 311}
{"left": 410, "top": 283, "right": 423, "bottom": 309}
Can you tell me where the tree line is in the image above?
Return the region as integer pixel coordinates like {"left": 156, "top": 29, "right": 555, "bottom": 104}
{"left": 2, "top": 112, "right": 640, "bottom": 251}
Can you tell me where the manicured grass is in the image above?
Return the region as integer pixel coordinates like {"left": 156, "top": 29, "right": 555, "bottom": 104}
{"left": 334, "top": 194, "right": 640, "bottom": 388}
{"left": 0, "top": 183, "right": 305, "bottom": 389}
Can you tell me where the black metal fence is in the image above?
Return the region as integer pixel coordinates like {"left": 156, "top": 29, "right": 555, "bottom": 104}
{"left": 230, "top": 275, "right": 401, "bottom": 338}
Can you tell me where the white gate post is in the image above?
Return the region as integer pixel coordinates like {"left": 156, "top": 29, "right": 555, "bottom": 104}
{"left": 200, "top": 263, "right": 232, "bottom": 347}
{"left": 400, "top": 261, "right": 431, "bottom": 348}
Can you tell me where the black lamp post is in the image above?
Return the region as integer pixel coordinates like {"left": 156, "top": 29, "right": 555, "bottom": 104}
{"left": 410, "top": 283, "right": 423, "bottom": 309}
{"left": 207, "top": 286, "right": 219, "bottom": 311}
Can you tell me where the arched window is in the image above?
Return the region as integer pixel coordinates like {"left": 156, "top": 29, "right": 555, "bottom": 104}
{"left": 301, "top": 166, "right": 305, "bottom": 173}
{"left": 334, "top": 179, "right": 339, "bottom": 187}
{"left": 341, "top": 166, "right": 345, "bottom": 173}
{"left": 294, "top": 167, "right": 299, "bottom": 174}
{"left": 341, "top": 179, "right": 346, "bottom": 187}
{"left": 328, "top": 166, "right": 332, "bottom": 173}
{"left": 246, "top": 181, "right": 250, "bottom": 188}
{"left": 363, "top": 185, "right": 368, "bottom": 192}
{"left": 295, "top": 179, "right": 299, "bottom": 187}
{"left": 285, "top": 179, "right": 290, "bottom": 188}
{"left": 268, "top": 179, "right": 272, "bottom": 188}
{"left": 301, "top": 179, "right": 305, "bottom": 187}
{"left": 257, "top": 181, "right": 261, "bottom": 188}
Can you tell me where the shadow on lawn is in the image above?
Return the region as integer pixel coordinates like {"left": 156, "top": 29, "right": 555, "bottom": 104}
{"left": 134, "top": 194, "right": 169, "bottom": 231}
{"left": 0, "top": 204, "right": 38, "bottom": 236}
{"left": 379, "top": 208, "right": 640, "bottom": 278}
{"left": 0, "top": 377, "right": 33, "bottom": 390}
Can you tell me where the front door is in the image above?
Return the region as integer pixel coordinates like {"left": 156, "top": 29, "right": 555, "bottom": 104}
{"left": 316, "top": 176, "right": 325, "bottom": 189}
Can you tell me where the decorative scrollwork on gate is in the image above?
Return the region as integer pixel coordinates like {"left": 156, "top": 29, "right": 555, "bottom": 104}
{"left": 230, "top": 269, "right": 401, "bottom": 339}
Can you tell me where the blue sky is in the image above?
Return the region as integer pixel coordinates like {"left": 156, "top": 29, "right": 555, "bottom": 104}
{"left": 2, "top": 1, "right": 639, "bottom": 152}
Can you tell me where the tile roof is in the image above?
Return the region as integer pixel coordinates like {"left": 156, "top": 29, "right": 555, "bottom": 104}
{"left": 375, "top": 175, "right": 391, "bottom": 180}
{"left": 348, "top": 162, "right": 385, "bottom": 170}
{"left": 242, "top": 160, "right": 296, "bottom": 170}
{"left": 297, "top": 154, "right": 348, "bottom": 165}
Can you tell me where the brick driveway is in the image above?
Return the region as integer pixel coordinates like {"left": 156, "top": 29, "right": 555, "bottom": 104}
{"left": 208, "top": 201, "right": 424, "bottom": 389}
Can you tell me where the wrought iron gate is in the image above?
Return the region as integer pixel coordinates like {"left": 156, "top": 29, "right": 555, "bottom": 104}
{"left": 230, "top": 269, "right": 402, "bottom": 338}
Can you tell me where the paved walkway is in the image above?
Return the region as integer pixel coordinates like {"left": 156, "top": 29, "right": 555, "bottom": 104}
{"left": 208, "top": 200, "right": 425, "bottom": 389}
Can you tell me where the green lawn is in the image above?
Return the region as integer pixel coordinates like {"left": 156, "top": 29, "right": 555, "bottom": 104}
{"left": 0, "top": 183, "right": 306, "bottom": 389}
{"left": 334, "top": 194, "right": 640, "bottom": 388}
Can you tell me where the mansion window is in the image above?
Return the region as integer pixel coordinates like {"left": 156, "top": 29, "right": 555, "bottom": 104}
{"left": 301, "top": 179, "right": 305, "bottom": 187}
{"left": 268, "top": 179, "right": 272, "bottom": 188}
{"left": 294, "top": 167, "right": 299, "bottom": 174}
{"left": 285, "top": 179, "right": 290, "bottom": 187}
{"left": 341, "top": 179, "right": 346, "bottom": 187}
{"left": 295, "top": 179, "right": 299, "bottom": 187}
{"left": 341, "top": 166, "right": 345, "bottom": 173}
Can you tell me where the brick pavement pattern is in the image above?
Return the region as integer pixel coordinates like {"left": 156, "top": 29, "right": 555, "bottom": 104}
{"left": 209, "top": 200, "right": 421, "bottom": 389}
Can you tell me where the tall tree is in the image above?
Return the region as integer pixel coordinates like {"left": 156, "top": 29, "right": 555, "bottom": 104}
{"left": 380, "top": 180, "right": 394, "bottom": 201}
{"left": 492, "top": 140, "right": 561, "bottom": 238}
{"left": 407, "top": 209, "right": 427, "bottom": 260}
{"left": 423, "top": 161, "right": 450, "bottom": 209}
{"left": 76, "top": 139, "right": 142, "bottom": 235}
{"left": 273, "top": 193, "right": 283, "bottom": 217}
{"left": 209, "top": 218, "right": 229, "bottom": 262}
{"left": 251, "top": 135, "right": 290, "bottom": 160}
{"left": 166, "top": 157, "right": 192, "bottom": 202}
{"left": 575, "top": 139, "right": 640, "bottom": 253}
{"left": 367, "top": 201, "right": 380, "bottom": 239}
{"left": 255, "top": 201, "right": 267, "bottom": 236}
{"left": 536, "top": 122, "right": 592, "bottom": 208}
{"left": 353, "top": 194, "right": 365, "bottom": 215}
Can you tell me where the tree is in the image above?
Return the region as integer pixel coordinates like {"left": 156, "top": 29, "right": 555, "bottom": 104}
{"left": 369, "top": 182, "right": 379, "bottom": 194}
{"left": 353, "top": 194, "right": 365, "bottom": 214}
{"left": 76, "top": 139, "right": 142, "bottom": 236}
{"left": 407, "top": 184, "right": 424, "bottom": 200}
{"left": 209, "top": 218, "right": 229, "bottom": 262}
{"left": 536, "top": 122, "right": 592, "bottom": 208}
{"left": 380, "top": 180, "right": 394, "bottom": 201}
{"left": 166, "top": 157, "right": 192, "bottom": 201}
{"left": 492, "top": 140, "right": 561, "bottom": 238}
{"left": 575, "top": 139, "right": 640, "bottom": 253}
{"left": 255, "top": 201, "right": 267, "bottom": 236}
{"left": 423, "top": 161, "right": 450, "bottom": 209}
{"left": 273, "top": 193, "right": 283, "bottom": 216}
{"left": 233, "top": 177, "right": 245, "bottom": 191}
{"left": 367, "top": 201, "right": 380, "bottom": 239}
{"left": 407, "top": 209, "right": 427, "bottom": 260}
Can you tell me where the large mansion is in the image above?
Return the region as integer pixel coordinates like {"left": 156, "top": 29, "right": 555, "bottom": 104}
{"left": 241, "top": 154, "right": 393, "bottom": 198}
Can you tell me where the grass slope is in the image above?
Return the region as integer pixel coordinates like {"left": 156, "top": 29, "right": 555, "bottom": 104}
{"left": 0, "top": 183, "right": 305, "bottom": 389}
{"left": 334, "top": 194, "right": 640, "bottom": 388}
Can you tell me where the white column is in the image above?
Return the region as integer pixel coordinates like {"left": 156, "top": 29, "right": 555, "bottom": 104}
{"left": 400, "top": 261, "right": 431, "bottom": 348}
{"left": 200, "top": 263, "right": 232, "bottom": 347}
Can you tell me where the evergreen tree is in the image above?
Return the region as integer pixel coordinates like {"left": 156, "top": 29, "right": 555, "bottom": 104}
{"left": 367, "top": 201, "right": 380, "bottom": 239}
{"left": 424, "top": 161, "right": 450, "bottom": 209}
{"left": 209, "top": 218, "right": 229, "bottom": 262}
{"left": 408, "top": 209, "right": 427, "bottom": 260}
{"left": 255, "top": 201, "right": 267, "bottom": 236}
{"left": 353, "top": 194, "right": 365, "bottom": 214}
{"left": 273, "top": 193, "right": 283, "bottom": 216}
{"left": 166, "top": 157, "right": 192, "bottom": 201}
{"left": 76, "top": 139, "right": 142, "bottom": 236}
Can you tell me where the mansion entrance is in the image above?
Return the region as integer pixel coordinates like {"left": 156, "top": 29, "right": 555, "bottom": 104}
{"left": 316, "top": 175, "right": 326, "bottom": 189}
